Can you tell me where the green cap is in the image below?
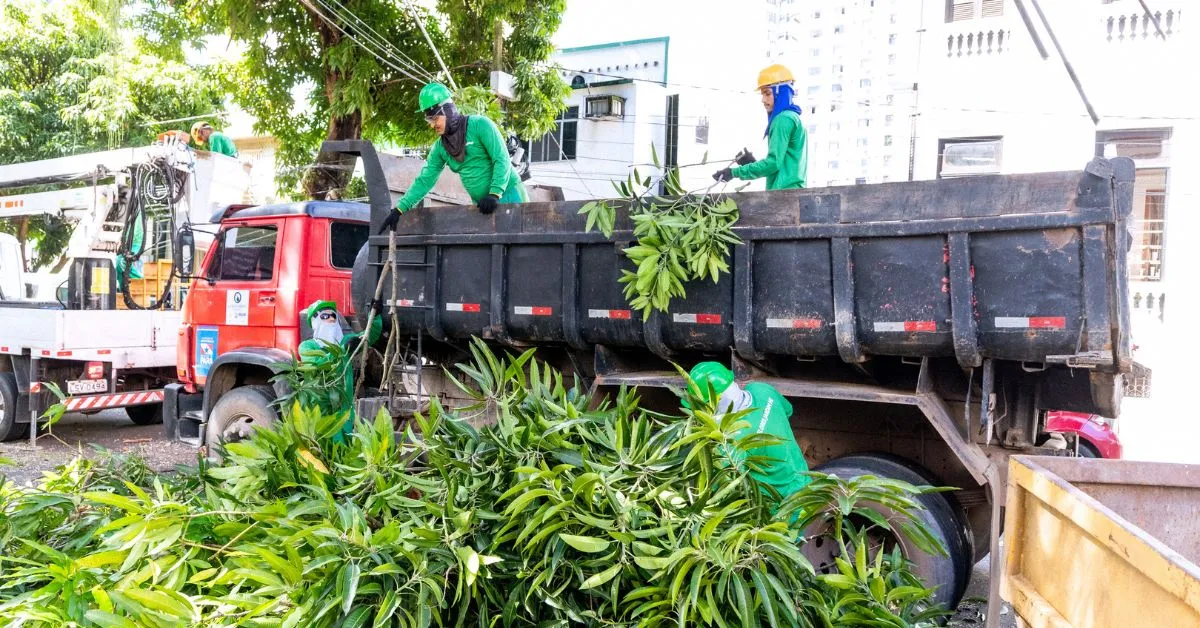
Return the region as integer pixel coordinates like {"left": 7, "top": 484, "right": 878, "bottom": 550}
{"left": 686, "top": 362, "right": 735, "bottom": 407}
{"left": 417, "top": 82, "right": 453, "bottom": 113}
{"left": 305, "top": 299, "right": 338, "bottom": 324}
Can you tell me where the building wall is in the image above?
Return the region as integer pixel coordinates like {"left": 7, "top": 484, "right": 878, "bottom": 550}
{"left": 766, "top": 0, "right": 919, "bottom": 185}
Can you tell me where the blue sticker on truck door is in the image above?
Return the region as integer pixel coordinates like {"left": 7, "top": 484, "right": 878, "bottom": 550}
{"left": 196, "top": 327, "right": 219, "bottom": 378}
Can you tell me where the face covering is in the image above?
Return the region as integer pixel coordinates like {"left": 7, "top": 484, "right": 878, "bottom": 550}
{"left": 716, "top": 382, "right": 753, "bottom": 414}
{"left": 438, "top": 102, "right": 469, "bottom": 163}
{"left": 765, "top": 82, "right": 803, "bottom": 138}
{"left": 312, "top": 310, "right": 344, "bottom": 345}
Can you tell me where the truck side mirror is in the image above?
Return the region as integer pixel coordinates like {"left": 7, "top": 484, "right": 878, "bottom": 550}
{"left": 178, "top": 228, "right": 196, "bottom": 276}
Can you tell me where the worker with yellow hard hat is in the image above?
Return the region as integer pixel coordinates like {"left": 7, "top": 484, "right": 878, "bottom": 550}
{"left": 714, "top": 64, "right": 808, "bottom": 190}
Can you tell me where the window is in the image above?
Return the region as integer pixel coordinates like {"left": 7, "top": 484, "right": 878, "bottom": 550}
{"left": 210, "top": 226, "right": 278, "bottom": 281}
{"left": 811, "top": 29, "right": 822, "bottom": 38}
{"left": 525, "top": 106, "right": 578, "bottom": 162}
{"left": 829, "top": 141, "right": 841, "bottom": 150}
{"left": 828, "top": 160, "right": 839, "bottom": 169}
{"left": 859, "top": 78, "right": 872, "bottom": 88}
{"left": 695, "top": 116, "right": 709, "bottom": 145}
{"left": 807, "top": 85, "right": 821, "bottom": 96}
{"left": 888, "top": 53, "right": 897, "bottom": 64}
{"left": 858, "top": 118, "right": 871, "bottom": 128}
{"left": 946, "top": 0, "right": 1003, "bottom": 22}
{"left": 890, "top": 14, "right": 898, "bottom": 24}
{"left": 888, "top": 34, "right": 897, "bottom": 44}
{"left": 832, "top": 83, "right": 843, "bottom": 92}
{"left": 883, "top": 156, "right": 893, "bottom": 166}
{"left": 885, "top": 114, "right": 895, "bottom": 126}
{"left": 832, "top": 64, "right": 844, "bottom": 73}
{"left": 834, "top": 25, "right": 844, "bottom": 34}
{"left": 884, "top": 135, "right": 893, "bottom": 146}
{"left": 1127, "top": 169, "right": 1167, "bottom": 281}
{"left": 938, "top": 137, "right": 1002, "bottom": 178}
{"left": 811, "top": 48, "right": 821, "bottom": 57}
{"left": 857, "top": 138, "right": 869, "bottom": 147}
{"left": 830, "top": 122, "right": 841, "bottom": 131}
{"left": 1096, "top": 129, "right": 1172, "bottom": 281}
{"left": 885, "top": 94, "right": 894, "bottom": 105}
{"left": 856, "top": 177, "right": 867, "bottom": 184}
{"left": 330, "top": 222, "right": 368, "bottom": 269}
{"left": 808, "top": 66, "right": 822, "bottom": 75}
{"left": 813, "top": 10, "right": 821, "bottom": 18}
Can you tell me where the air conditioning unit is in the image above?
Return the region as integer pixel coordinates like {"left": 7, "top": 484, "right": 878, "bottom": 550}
{"left": 585, "top": 95, "right": 626, "bottom": 120}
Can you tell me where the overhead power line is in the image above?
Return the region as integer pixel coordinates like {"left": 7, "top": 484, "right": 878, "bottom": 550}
{"left": 400, "top": 0, "right": 457, "bottom": 90}
{"left": 313, "top": 0, "right": 435, "bottom": 81}
{"left": 297, "top": 0, "right": 428, "bottom": 84}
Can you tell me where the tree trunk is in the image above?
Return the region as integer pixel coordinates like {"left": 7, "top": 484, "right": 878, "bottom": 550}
{"left": 301, "top": 2, "right": 365, "bottom": 200}
{"left": 15, "top": 217, "right": 28, "bottom": 273}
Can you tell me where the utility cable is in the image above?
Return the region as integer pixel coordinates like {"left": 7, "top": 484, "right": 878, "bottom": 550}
{"left": 400, "top": 0, "right": 457, "bottom": 90}
{"left": 312, "top": 0, "right": 435, "bottom": 81}
{"left": 298, "top": 0, "right": 428, "bottom": 84}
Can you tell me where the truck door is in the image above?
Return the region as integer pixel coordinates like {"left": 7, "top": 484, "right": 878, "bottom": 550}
{"left": 188, "top": 222, "right": 281, "bottom": 385}
{"left": 303, "top": 220, "right": 369, "bottom": 317}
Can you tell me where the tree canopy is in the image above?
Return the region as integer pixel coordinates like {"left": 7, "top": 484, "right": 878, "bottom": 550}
{"left": 139, "top": 0, "right": 570, "bottom": 197}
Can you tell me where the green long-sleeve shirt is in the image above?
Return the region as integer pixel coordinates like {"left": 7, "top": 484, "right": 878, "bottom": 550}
{"left": 204, "top": 131, "right": 238, "bottom": 158}
{"left": 731, "top": 110, "right": 807, "bottom": 190}
{"left": 728, "top": 382, "right": 810, "bottom": 498}
{"left": 396, "top": 115, "right": 527, "bottom": 212}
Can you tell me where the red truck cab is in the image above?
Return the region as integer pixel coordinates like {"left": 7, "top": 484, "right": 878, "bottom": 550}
{"left": 165, "top": 201, "right": 369, "bottom": 446}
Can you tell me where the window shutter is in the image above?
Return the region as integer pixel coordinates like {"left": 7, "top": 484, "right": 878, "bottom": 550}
{"left": 948, "top": 0, "right": 975, "bottom": 22}
{"left": 981, "top": 0, "right": 1004, "bottom": 18}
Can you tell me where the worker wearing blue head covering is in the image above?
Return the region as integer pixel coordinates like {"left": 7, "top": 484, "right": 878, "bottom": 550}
{"left": 714, "top": 64, "right": 808, "bottom": 190}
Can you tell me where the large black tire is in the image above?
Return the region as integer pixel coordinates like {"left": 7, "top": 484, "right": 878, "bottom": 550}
{"left": 804, "top": 454, "right": 973, "bottom": 611}
{"left": 0, "top": 373, "right": 23, "bottom": 442}
{"left": 126, "top": 403, "right": 164, "bottom": 425}
{"left": 205, "top": 386, "right": 278, "bottom": 456}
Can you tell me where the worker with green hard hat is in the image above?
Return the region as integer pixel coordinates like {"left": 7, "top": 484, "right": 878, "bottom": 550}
{"left": 297, "top": 300, "right": 382, "bottom": 442}
{"left": 687, "top": 361, "right": 811, "bottom": 497}
{"left": 379, "top": 82, "right": 528, "bottom": 233}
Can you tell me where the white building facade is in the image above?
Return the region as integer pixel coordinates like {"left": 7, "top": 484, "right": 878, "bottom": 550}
{"left": 765, "top": 0, "right": 920, "bottom": 186}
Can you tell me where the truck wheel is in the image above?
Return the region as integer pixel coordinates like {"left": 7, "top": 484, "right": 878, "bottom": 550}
{"left": 0, "top": 373, "right": 23, "bottom": 442}
{"left": 125, "top": 403, "right": 164, "bottom": 425}
{"left": 802, "top": 454, "right": 972, "bottom": 611}
{"left": 205, "top": 386, "right": 278, "bottom": 453}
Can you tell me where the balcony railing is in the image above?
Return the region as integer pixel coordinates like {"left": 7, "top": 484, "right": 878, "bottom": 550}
{"left": 946, "top": 27, "right": 1011, "bottom": 57}
{"left": 1106, "top": 9, "right": 1182, "bottom": 41}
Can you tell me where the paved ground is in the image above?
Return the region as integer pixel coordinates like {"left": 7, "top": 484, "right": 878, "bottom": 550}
{"left": 0, "top": 409, "right": 200, "bottom": 486}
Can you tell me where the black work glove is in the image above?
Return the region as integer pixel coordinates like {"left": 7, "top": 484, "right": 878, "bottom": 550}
{"left": 712, "top": 167, "right": 734, "bottom": 182}
{"left": 478, "top": 194, "right": 499, "bottom": 215}
{"left": 378, "top": 209, "right": 401, "bottom": 234}
{"left": 735, "top": 149, "right": 756, "bottom": 166}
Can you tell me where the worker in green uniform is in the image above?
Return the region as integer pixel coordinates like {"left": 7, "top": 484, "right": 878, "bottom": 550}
{"left": 190, "top": 121, "right": 239, "bottom": 158}
{"left": 379, "top": 82, "right": 527, "bottom": 232}
{"left": 297, "top": 300, "right": 382, "bottom": 442}
{"left": 713, "top": 64, "right": 807, "bottom": 190}
{"left": 687, "top": 361, "right": 811, "bottom": 498}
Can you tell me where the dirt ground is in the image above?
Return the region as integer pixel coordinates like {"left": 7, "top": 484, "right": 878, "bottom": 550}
{"left": 0, "top": 408, "right": 200, "bottom": 486}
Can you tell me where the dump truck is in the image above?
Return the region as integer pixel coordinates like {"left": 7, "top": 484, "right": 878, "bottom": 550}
{"left": 167, "top": 140, "right": 1134, "bottom": 611}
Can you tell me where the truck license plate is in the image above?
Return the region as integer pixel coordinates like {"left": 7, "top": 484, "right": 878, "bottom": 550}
{"left": 67, "top": 379, "right": 108, "bottom": 395}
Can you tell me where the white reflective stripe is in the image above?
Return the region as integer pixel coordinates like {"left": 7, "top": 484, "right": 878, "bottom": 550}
{"left": 874, "top": 322, "right": 906, "bottom": 332}
{"left": 81, "top": 396, "right": 100, "bottom": 409}
{"left": 766, "top": 318, "right": 790, "bottom": 328}
{"left": 388, "top": 299, "right": 415, "bottom": 307}
{"left": 514, "top": 306, "right": 533, "bottom": 315}
{"left": 673, "top": 313, "right": 697, "bottom": 323}
{"left": 995, "top": 317, "right": 1028, "bottom": 328}
{"left": 587, "top": 309, "right": 607, "bottom": 318}
{"left": 446, "top": 303, "right": 464, "bottom": 311}
{"left": 117, "top": 394, "right": 133, "bottom": 406}
{"left": 150, "top": 391, "right": 164, "bottom": 401}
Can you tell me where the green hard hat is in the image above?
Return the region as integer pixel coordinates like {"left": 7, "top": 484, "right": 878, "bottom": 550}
{"left": 305, "top": 299, "right": 338, "bottom": 324}
{"left": 417, "top": 82, "right": 453, "bottom": 113}
{"left": 686, "top": 362, "right": 736, "bottom": 407}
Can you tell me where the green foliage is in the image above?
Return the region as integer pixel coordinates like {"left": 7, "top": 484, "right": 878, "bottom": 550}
{"left": 0, "top": 340, "right": 948, "bottom": 626}
{"left": 138, "top": 0, "right": 569, "bottom": 198}
{"left": 580, "top": 158, "right": 743, "bottom": 320}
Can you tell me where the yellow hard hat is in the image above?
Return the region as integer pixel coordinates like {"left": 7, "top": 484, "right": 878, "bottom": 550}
{"left": 757, "top": 64, "right": 794, "bottom": 89}
{"left": 190, "top": 121, "right": 213, "bottom": 136}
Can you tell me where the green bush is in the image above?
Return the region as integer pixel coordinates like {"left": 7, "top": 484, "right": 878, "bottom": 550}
{"left": 0, "top": 341, "right": 948, "bottom": 626}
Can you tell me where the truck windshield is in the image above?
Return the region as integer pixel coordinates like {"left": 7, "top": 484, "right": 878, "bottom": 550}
{"left": 210, "top": 226, "right": 278, "bottom": 281}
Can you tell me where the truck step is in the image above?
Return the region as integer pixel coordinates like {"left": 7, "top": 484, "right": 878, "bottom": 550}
{"left": 175, "top": 410, "right": 205, "bottom": 447}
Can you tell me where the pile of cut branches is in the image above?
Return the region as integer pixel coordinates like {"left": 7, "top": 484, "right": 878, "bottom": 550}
{"left": 0, "top": 341, "right": 948, "bottom": 627}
